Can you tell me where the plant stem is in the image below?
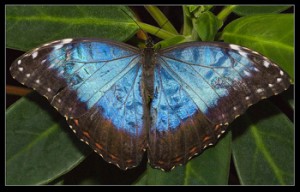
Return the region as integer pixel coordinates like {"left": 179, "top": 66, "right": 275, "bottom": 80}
{"left": 137, "top": 21, "right": 177, "bottom": 40}
{"left": 217, "top": 5, "right": 237, "bottom": 22}
{"left": 144, "top": 5, "right": 179, "bottom": 35}
{"left": 6, "top": 85, "right": 32, "bottom": 96}
{"left": 182, "top": 6, "right": 193, "bottom": 36}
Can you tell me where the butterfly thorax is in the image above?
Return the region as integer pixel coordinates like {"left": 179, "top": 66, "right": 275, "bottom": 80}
{"left": 142, "top": 47, "right": 156, "bottom": 103}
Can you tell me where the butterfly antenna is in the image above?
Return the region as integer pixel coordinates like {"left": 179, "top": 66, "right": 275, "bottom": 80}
{"left": 121, "top": 9, "right": 149, "bottom": 40}
{"left": 153, "top": 19, "right": 170, "bottom": 37}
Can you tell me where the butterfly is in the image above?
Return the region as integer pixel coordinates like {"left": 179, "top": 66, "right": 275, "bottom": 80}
{"left": 10, "top": 37, "right": 291, "bottom": 171}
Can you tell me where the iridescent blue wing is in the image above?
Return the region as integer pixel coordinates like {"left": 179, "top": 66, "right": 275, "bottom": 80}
{"left": 10, "top": 38, "right": 147, "bottom": 170}
{"left": 148, "top": 42, "right": 291, "bottom": 170}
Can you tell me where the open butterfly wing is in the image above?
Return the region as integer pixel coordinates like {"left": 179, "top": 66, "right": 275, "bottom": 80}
{"left": 10, "top": 38, "right": 147, "bottom": 169}
{"left": 148, "top": 42, "right": 290, "bottom": 171}
{"left": 148, "top": 64, "right": 221, "bottom": 170}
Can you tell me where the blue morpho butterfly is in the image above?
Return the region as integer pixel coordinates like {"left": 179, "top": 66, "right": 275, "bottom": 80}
{"left": 10, "top": 34, "right": 291, "bottom": 171}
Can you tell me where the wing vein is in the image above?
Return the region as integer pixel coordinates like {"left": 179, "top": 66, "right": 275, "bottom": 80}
{"left": 161, "top": 55, "right": 230, "bottom": 69}
{"left": 71, "top": 55, "right": 140, "bottom": 111}
{"left": 159, "top": 57, "right": 223, "bottom": 123}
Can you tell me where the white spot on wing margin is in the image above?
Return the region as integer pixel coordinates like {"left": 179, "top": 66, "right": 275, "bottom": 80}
{"left": 268, "top": 84, "right": 274, "bottom": 88}
{"left": 229, "top": 44, "right": 241, "bottom": 51}
{"left": 280, "top": 70, "right": 284, "bottom": 76}
{"left": 229, "top": 44, "right": 248, "bottom": 57}
{"left": 263, "top": 61, "right": 270, "bottom": 68}
{"left": 62, "top": 38, "right": 73, "bottom": 44}
{"left": 32, "top": 51, "right": 38, "bottom": 59}
{"left": 256, "top": 88, "right": 264, "bottom": 94}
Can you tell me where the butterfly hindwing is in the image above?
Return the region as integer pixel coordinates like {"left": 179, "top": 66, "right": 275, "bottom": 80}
{"left": 148, "top": 64, "right": 225, "bottom": 170}
{"left": 10, "top": 38, "right": 147, "bottom": 169}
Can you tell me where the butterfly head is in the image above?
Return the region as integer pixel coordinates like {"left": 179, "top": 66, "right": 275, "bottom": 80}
{"left": 145, "top": 36, "right": 155, "bottom": 48}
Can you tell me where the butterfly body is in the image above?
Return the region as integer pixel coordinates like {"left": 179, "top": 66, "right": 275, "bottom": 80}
{"left": 10, "top": 38, "right": 290, "bottom": 171}
{"left": 142, "top": 46, "right": 156, "bottom": 101}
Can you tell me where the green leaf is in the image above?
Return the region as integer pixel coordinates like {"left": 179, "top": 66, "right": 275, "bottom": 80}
{"left": 231, "top": 100, "right": 294, "bottom": 185}
{"left": 135, "top": 132, "right": 231, "bottom": 185}
{"left": 233, "top": 6, "right": 291, "bottom": 16}
{"left": 193, "top": 11, "right": 222, "bottom": 41}
{"left": 187, "top": 5, "right": 199, "bottom": 14}
{"left": 186, "top": 5, "right": 213, "bottom": 18}
{"left": 6, "top": 6, "right": 138, "bottom": 51}
{"left": 6, "top": 93, "right": 91, "bottom": 185}
{"left": 221, "top": 14, "right": 294, "bottom": 81}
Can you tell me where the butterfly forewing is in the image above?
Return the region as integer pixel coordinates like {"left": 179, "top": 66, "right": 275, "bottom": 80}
{"left": 160, "top": 42, "right": 290, "bottom": 123}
